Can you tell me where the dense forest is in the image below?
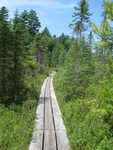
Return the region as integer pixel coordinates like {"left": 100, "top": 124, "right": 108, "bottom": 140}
{"left": 0, "top": 0, "right": 113, "bottom": 149}
{"left": 0, "top": 6, "right": 71, "bottom": 149}
{"left": 55, "top": 0, "right": 113, "bottom": 149}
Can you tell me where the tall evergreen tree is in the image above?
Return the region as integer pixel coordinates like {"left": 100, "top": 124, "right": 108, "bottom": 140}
{"left": 0, "top": 7, "right": 13, "bottom": 104}
{"left": 10, "top": 11, "right": 26, "bottom": 103}
{"left": 71, "top": 0, "right": 91, "bottom": 38}
{"left": 41, "top": 27, "right": 51, "bottom": 38}
{"left": 21, "top": 10, "right": 41, "bottom": 36}
{"left": 59, "top": 33, "right": 71, "bottom": 52}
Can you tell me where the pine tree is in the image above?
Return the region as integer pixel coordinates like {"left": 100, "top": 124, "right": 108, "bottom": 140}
{"left": 35, "top": 34, "right": 46, "bottom": 72}
{"left": 51, "top": 42, "right": 64, "bottom": 67}
{"left": 41, "top": 27, "right": 51, "bottom": 38}
{"left": 62, "top": 38, "right": 93, "bottom": 100}
{"left": 0, "top": 7, "right": 13, "bottom": 104}
{"left": 59, "top": 33, "right": 71, "bottom": 52}
{"left": 11, "top": 12, "right": 22, "bottom": 102}
{"left": 36, "top": 27, "right": 52, "bottom": 68}
{"left": 71, "top": 0, "right": 91, "bottom": 38}
{"left": 21, "top": 10, "right": 41, "bottom": 36}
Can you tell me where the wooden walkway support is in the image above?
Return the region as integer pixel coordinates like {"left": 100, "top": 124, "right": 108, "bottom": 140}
{"left": 29, "top": 73, "right": 70, "bottom": 150}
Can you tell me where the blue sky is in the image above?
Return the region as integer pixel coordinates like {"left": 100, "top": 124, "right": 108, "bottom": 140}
{"left": 0, "top": 0, "right": 103, "bottom": 36}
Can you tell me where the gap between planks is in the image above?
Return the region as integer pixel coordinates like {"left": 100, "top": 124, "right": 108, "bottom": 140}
{"left": 29, "top": 74, "right": 70, "bottom": 150}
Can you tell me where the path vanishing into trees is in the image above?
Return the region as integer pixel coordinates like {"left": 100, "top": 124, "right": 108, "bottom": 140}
{"left": 29, "top": 72, "right": 70, "bottom": 150}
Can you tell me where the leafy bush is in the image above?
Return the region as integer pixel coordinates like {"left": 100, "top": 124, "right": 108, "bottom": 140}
{"left": 54, "top": 72, "right": 113, "bottom": 150}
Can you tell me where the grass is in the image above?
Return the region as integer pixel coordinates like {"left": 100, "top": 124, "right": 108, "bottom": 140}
{"left": 0, "top": 74, "right": 45, "bottom": 150}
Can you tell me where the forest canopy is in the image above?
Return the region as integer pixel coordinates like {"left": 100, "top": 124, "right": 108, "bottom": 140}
{"left": 0, "top": 0, "right": 113, "bottom": 149}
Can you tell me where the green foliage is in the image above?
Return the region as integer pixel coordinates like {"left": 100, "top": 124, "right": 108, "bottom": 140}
{"left": 97, "top": 136, "right": 113, "bottom": 150}
{"left": 91, "top": 17, "right": 113, "bottom": 49}
{"left": 0, "top": 73, "right": 45, "bottom": 150}
{"left": 35, "top": 30, "right": 70, "bottom": 69}
{"left": 1, "top": 1, "right": 113, "bottom": 150}
{"left": 0, "top": 6, "right": 46, "bottom": 149}
{"left": 0, "top": 7, "right": 13, "bottom": 103}
{"left": 71, "top": 0, "right": 91, "bottom": 37}
{"left": 0, "top": 103, "right": 35, "bottom": 150}
{"left": 53, "top": 2, "right": 113, "bottom": 149}
{"left": 54, "top": 72, "right": 113, "bottom": 150}
{"left": 58, "top": 33, "right": 71, "bottom": 52}
{"left": 0, "top": 7, "right": 42, "bottom": 105}
{"left": 62, "top": 38, "right": 93, "bottom": 99}
{"left": 21, "top": 10, "right": 41, "bottom": 35}
{"left": 104, "top": 0, "right": 113, "bottom": 20}
{"left": 51, "top": 41, "right": 65, "bottom": 67}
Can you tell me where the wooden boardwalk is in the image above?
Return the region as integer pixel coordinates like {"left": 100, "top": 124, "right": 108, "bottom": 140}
{"left": 29, "top": 74, "right": 70, "bottom": 150}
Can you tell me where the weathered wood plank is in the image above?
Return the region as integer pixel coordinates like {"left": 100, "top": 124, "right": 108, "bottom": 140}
{"left": 29, "top": 75, "right": 70, "bottom": 150}
{"left": 50, "top": 77, "right": 65, "bottom": 130}
{"left": 29, "top": 130, "right": 43, "bottom": 150}
{"left": 44, "top": 130, "right": 56, "bottom": 150}
{"left": 56, "top": 130, "right": 70, "bottom": 150}
{"left": 50, "top": 75, "right": 70, "bottom": 150}
{"left": 35, "top": 78, "right": 47, "bottom": 130}
{"left": 44, "top": 77, "right": 54, "bottom": 130}
{"left": 50, "top": 77, "right": 61, "bottom": 115}
{"left": 44, "top": 77, "right": 56, "bottom": 150}
{"left": 29, "top": 78, "right": 47, "bottom": 150}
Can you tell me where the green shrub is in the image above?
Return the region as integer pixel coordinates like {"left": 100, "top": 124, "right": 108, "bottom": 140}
{"left": 54, "top": 72, "right": 113, "bottom": 150}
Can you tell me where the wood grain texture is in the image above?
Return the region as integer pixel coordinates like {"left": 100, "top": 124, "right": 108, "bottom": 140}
{"left": 29, "top": 79, "right": 47, "bottom": 150}
{"left": 44, "top": 130, "right": 56, "bottom": 150}
{"left": 29, "top": 74, "right": 70, "bottom": 150}
{"left": 50, "top": 75, "right": 70, "bottom": 149}
{"left": 44, "top": 77, "right": 56, "bottom": 150}
{"left": 29, "top": 130, "right": 43, "bottom": 150}
{"left": 44, "top": 78, "right": 54, "bottom": 130}
{"left": 56, "top": 130, "right": 70, "bottom": 150}
{"left": 50, "top": 77, "right": 66, "bottom": 130}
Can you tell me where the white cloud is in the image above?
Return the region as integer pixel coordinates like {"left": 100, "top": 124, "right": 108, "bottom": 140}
{"left": 0, "top": 0, "right": 8, "bottom": 7}
{"left": 0, "top": 0, "right": 76, "bottom": 36}
{"left": 0, "top": 0, "right": 75, "bottom": 10}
